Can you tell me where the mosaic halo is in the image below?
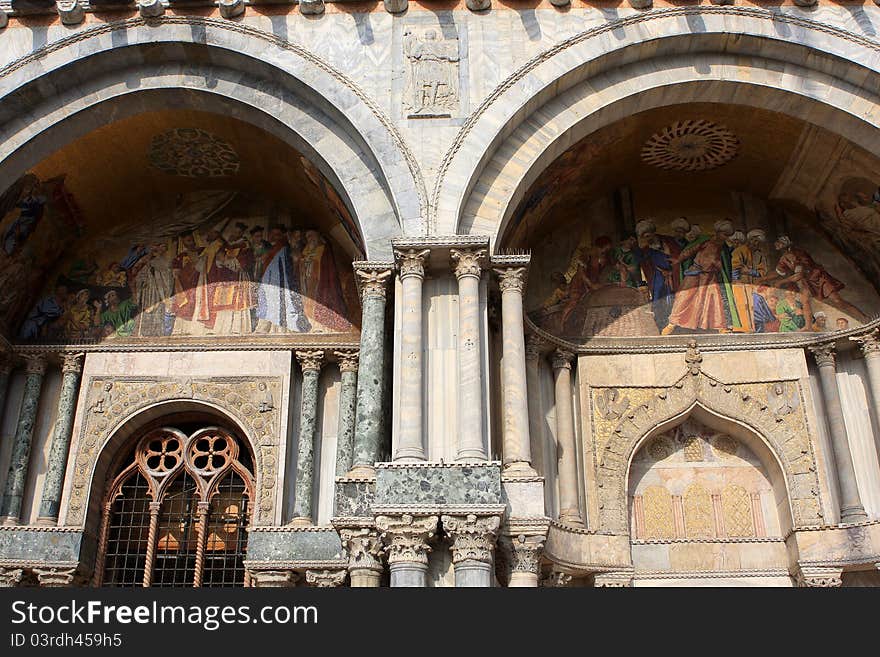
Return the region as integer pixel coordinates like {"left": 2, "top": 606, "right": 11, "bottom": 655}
{"left": 149, "top": 127, "right": 240, "bottom": 178}
{"left": 641, "top": 119, "right": 739, "bottom": 171}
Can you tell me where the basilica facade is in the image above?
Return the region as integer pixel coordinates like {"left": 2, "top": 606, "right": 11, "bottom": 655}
{"left": 0, "top": 0, "right": 879, "bottom": 588}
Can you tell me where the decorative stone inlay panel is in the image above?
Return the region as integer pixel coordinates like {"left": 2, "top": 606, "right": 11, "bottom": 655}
{"left": 66, "top": 376, "right": 282, "bottom": 526}
{"left": 590, "top": 369, "right": 822, "bottom": 533}
{"left": 0, "top": 528, "right": 82, "bottom": 564}
{"left": 375, "top": 462, "right": 502, "bottom": 507}
{"left": 333, "top": 479, "right": 375, "bottom": 518}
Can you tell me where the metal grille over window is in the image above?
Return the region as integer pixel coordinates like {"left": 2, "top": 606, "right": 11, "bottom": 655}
{"left": 96, "top": 426, "right": 254, "bottom": 587}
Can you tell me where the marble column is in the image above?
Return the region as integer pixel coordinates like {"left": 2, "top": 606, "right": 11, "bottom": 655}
{"left": 0, "top": 354, "right": 12, "bottom": 428}
{"left": 395, "top": 249, "right": 430, "bottom": 461}
{"left": 1, "top": 354, "right": 47, "bottom": 525}
{"left": 291, "top": 349, "right": 325, "bottom": 526}
{"left": 340, "top": 527, "right": 384, "bottom": 587}
{"left": 333, "top": 351, "right": 359, "bottom": 477}
{"left": 376, "top": 514, "right": 438, "bottom": 587}
{"left": 494, "top": 266, "right": 537, "bottom": 476}
{"left": 451, "top": 248, "right": 487, "bottom": 461}
{"left": 499, "top": 533, "right": 545, "bottom": 587}
{"left": 552, "top": 349, "right": 584, "bottom": 527}
{"left": 348, "top": 268, "right": 392, "bottom": 478}
{"left": 443, "top": 514, "right": 500, "bottom": 587}
{"left": 37, "top": 353, "right": 84, "bottom": 525}
{"left": 524, "top": 335, "right": 546, "bottom": 476}
{"left": 852, "top": 331, "right": 880, "bottom": 451}
{"left": 809, "top": 344, "right": 868, "bottom": 523}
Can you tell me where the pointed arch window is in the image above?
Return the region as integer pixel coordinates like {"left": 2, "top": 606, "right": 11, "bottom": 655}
{"left": 95, "top": 426, "right": 253, "bottom": 587}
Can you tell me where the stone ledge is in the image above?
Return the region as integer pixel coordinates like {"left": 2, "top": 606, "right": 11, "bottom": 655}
{"left": 373, "top": 504, "right": 506, "bottom": 515}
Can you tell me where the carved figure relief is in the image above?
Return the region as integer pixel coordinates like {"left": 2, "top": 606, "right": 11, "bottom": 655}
{"left": 403, "top": 28, "right": 460, "bottom": 118}
{"left": 596, "top": 387, "right": 630, "bottom": 420}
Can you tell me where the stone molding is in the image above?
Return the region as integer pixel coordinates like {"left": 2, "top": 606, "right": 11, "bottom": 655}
{"left": 305, "top": 569, "right": 347, "bottom": 587}
{"left": 634, "top": 568, "right": 789, "bottom": 580}
{"left": 590, "top": 367, "right": 823, "bottom": 533}
{"left": 794, "top": 565, "right": 844, "bottom": 587}
{"left": 12, "top": 338, "right": 360, "bottom": 354}
{"left": 451, "top": 248, "right": 486, "bottom": 280}
{"left": 375, "top": 514, "right": 438, "bottom": 566}
{"left": 66, "top": 376, "right": 283, "bottom": 526}
{"left": 442, "top": 514, "right": 501, "bottom": 565}
{"left": 593, "top": 571, "right": 633, "bottom": 587}
{"left": 394, "top": 248, "right": 431, "bottom": 281}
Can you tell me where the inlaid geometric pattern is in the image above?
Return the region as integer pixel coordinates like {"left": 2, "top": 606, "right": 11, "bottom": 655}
{"left": 149, "top": 128, "right": 240, "bottom": 177}
{"left": 641, "top": 119, "right": 739, "bottom": 171}
{"left": 683, "top": 483, "right": 714, "bottom": 539}
{"left": 683, "top": 435, "right": 704, "bottom": 462}
{"left": 722, "top": 484, "right": 756, "bottom": 538}
{"left": 642, "top": 486, "right": 675, "bottom": 539}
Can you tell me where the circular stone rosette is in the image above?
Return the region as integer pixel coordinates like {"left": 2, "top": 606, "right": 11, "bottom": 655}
{"left": 149, "top": 128, "right": 240, "bottom": 178}
{"left": 641, "top": 120, "right": 739, "bottom": 172}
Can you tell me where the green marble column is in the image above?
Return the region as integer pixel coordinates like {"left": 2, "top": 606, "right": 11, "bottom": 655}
{"left": 291, "top": 350, "right": 324, "bottom": 526}
{"left": 0, "top": 356, "right": 12, "bottom": 430}
{"left": 334, "top": 351, "right": 359, "bottom": 477}
{"left": 37, "top": 353, "right": 84, "bottom": 524}
{"left": 348, "top": 267, "right": 392, "bottom": 478}
{"left": 1, "top": 355, "right": 47, "bottom": 524}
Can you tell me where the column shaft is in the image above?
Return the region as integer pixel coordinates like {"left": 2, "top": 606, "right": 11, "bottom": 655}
{"left": 495, "top": 266, "right": 536, "bottom": 475}
{"left": 291, "top": 350, "right": 324, "bottom": 526}
{"left": 811, "top": 345, "right": 867, "bottom": 523}
{"left": 452, "top": 249, "right": 486, "bottom": 461}
{"left": 334, "top": 352, "right": 359, "bottom": 477}
{"left": 37, "top": 353, "right": 84, "bottom": 523}
{"left": 0, "top": 359, "right": 11, "bottom": 428}
{"left": 1, "top": 355, "right": 47, "bottom": 524}
{"left": 552, "top": 350, "right": 583, "bottom": 527}
{"left": 349, "top": 268, "right": 391, "bottom": 477}
{"left": 395, "top": 249, "right": 429, "bottom": 461}
{"left": 525, "top": 336, "right": 545, "bottom": 476}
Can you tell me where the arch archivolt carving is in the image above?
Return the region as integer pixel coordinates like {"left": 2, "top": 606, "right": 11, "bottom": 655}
{"left": 590, "top": 370, "right": 823, "bottom": 534}
{"left": 66, "top": 376, "right": 282, "bottom": 528}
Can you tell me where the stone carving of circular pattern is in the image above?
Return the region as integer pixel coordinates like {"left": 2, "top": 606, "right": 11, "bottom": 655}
{"left": 641, "top": 120, "right": 739, "bottom": 171}
{"left": 149, "top": 128, "right": 240, "bottom": 178}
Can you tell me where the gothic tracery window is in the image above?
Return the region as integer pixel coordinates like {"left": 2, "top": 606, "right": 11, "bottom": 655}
{"left": 95, "top": 426, "right": 253, "bottom": 587}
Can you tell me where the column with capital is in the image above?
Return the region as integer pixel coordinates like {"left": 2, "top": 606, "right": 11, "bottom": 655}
{"left": 809, "top": 343, "right": 867, "bottom": 523}
{"left": 443, "top": 514, "right": 501, "bottom": 587}
{"left": 451, "top": 248, "right": 487, "bottom": 460}
{"left": 376, "top": 514, "right": 438, "bottom": 587}
{"left": 340, "top": 527, "right": 384, "bottom": 587}
{"left": 552, "top": 349, "right": 584, "bottom": 527}
{"left": 394, "top": 248, "right": 430, "bottom": 461}
{"left": 0, "top": 353, "right": 12, "bottom": 428}
{"left": 348, "top": 267, "right": 392, "bottom": 478}
{"left": 494, "top": 265, "right": 537, "bottom": 476}
{"left": 851, "top": 330, "right": 880, "bottom": 451}
{"left": 37, "top": 353, "right": 84, "bottom": 524}
{"left": 498, "top": 533, "right": 545, "bottom": 587}
{"left": 1, "top": 354, "right": 48, "bottom": 524}
{"left": 291, "top": 350, "right": 325, "bottom": 526}
{"left": 333, "top": 351, "right": 359, "bottom": 477}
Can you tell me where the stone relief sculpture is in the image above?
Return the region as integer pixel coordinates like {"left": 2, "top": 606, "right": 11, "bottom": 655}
{"left": 403, "top": 28, "right": 460, "bottom": 118}
{"left": 767, "top": 382, "right": 799, "bottom": 420}
{"left": 596, "top": 387, "right": 630, "bottom": 420}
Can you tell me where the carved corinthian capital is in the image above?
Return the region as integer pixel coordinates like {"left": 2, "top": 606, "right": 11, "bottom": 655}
{"left": 551, "top": 349, "right": 574, "bottom": 371}
{"left": 376, "top": 514, "right": 438, "bottom": 565}
{"left": 334, "top": 351, "right": 360, "bottom": 374}
{"left": 451, "top": 248, "right": 486, "bottom": 280}
{"left": 305, "top": 569, "right": 347, "bottom": 588}
{"left": 0, "top": 567, "right": 24, "bottom": 587}
{"left": 356, "top": 268, "right": 393, "bottom": 300}
{"left": 396, "top": 248, "right": 431, "bottom": 281}
{"left": 494, "top": 266, "right": 528, "bottom": 295}
{"left": 295, "top": 350, "right": 325, "bottom": 373}
{"left": 851, "top": 330, "right": 880, "bottom": 357}
{"left": 247, "top": 569, "right": 300, "bottom": 588}
{"left": 340, "top": 527, "right": 384, "bottom": 572}
{"left": 442, "top": 514, "right": 501, "bottom": 565}
{"left": 61, "top": 352, "right": 85, "bottom": 375}
{"left": 499, "top": 533, "right": 545, "bottom": 575}
{"left": 809, "top": 343, "right": 836, "bottom": 368}
{"left": 540, "top": 568, "right": 573, "bottom": 587}
{"left": 23, "top": 354, "right": 47, "bottom": 376}
{"left": 525, "top": 334, "right": 546, "bottom": 363}
{"left": 34, "top": 567, "right": 79, "bottom": 587}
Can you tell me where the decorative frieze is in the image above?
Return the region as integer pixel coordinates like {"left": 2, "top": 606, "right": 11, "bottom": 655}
{"left": 593, "top": 571, "right": 633, "bottom": 587}
{"left": 442, "top": 514, "right": 501, "bottom": 565}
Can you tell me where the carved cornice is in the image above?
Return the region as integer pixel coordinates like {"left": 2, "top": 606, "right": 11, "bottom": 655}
{"left": 634, "top": 568, "right": 789, "bottom": 580}
{"left": 375, "top": 514, "right": 438, "bottom": 566}
{"left": 295, "top": 349, "right": 325, "bottom": 373}
{"left": 304, "top": 569, "right": 347, "bottom": 587}
{"left": 12, "top": 337, "right": 360, "bottom": 354}
{"left": 494, "top": 266, "right": 528, "bottom": 295}
{"left": 391, "top": 236, "right": 489, "bottom": 250}
{"left": 442, "top": 514, "right": 501, "bottom": 565}
{"left": 794, "top": 565, "right": 843, "bottom": 587}
{"left": 451, "top": 248, "right": 486, "bottom": 280}
{"left": 593, "top": 571, "right": 633, "bottom": 587}
{"left": 395, "top": 248, "right": 431, "bottom": 281}
{"left": 339, "top": 527, "right": 383, "bottom": 572}
{"left": 551, "top": 349, "right": 574, "bottom": 371}
{"left": 490, "top": 253, "right": 531, "bottom": 268}
{"left": 60, "top": 352, "right": 85, "bottom": 375}
{"left": 809, "top": 343, "right": 836, "bottom": 368}
{"left": 353, "top": 266, "right": 393, "bottom": 300}
{"left": 334, "top": 350, "right": 360, "bottom": 373}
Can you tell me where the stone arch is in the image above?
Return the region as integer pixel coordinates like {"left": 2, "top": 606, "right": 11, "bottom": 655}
{"left": 0, "top": 18, "right": 427, "bottom": 258}
{"left": 434, "top": 7, "right": 880, "bottom": 240}
{"left": 595, "top": 371, "right": 821, "bottom": 534}
{"left": 58, "top": 376, "right": 284, "bottom": 534}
